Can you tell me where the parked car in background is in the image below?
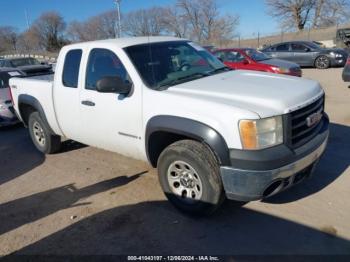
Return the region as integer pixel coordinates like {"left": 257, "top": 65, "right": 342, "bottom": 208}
{"left": 0, "top": 57, "right": 53, "bottom": 76}
{"left": 262, "top": 41, "right": 348, "bottom": 69}
{"left": 335, "top": 28, "right": 350, "bottom": 50}
{"left": 0, "top": 68, "right": 23, "bottom": 126}
{"left": 214, "top": 48, "right": 302, "bottom": 77}
{"left": 10, "top": 37, "right": 329, "bottom": 214}
{"left": 342, "top": 57, "right": 350, "bottom": 82}
{"left": 203, "top": 45, "right": 216, "bottom": 52}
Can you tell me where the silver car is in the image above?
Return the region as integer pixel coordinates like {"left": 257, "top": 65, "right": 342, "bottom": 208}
{"left": 0, "top": 69, "right": 22, "bottom": 126}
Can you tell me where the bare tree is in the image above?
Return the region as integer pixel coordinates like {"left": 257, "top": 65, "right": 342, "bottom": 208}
{"left": 0, "top": 26, "right": 19, "bottom": 53}
{"left": 160, "top": 7, "right": 188, "bottom": 38}
{"left": 266, "top": 0, "right": 316, "bottom": 30}
{"left": 123, "top": 7, "right": 165, "bottom": 36}
{"left": 31, "top": 11, "right": 66, "bottom": 51}
{"left": 176, "top": 0, "right": 239, "bottom": 45}
{"left": 16, "top": 28, "right": 42, "bottom": 52}
{"left": 312, "top": 0, "right": 350, "bottom": 28}
{"left": 68, "top": 11, "right": 117, "bottom": 42}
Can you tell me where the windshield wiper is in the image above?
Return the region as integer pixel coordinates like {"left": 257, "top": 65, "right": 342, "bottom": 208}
{"left": 208, "top": 66, "right": 232, "bottom": 75}
{"left": 158, "top": 72, "right": 210, "bottom": 89}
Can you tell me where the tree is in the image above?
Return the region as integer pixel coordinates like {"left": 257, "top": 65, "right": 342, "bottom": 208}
{"left": 0, "top": 26, "right": 19, "bottom": 53}
{"left": 160, "top": 7, "right": 188, "bottom": 38}
{"left": 16, "top": 28, "right": 42, "bottom": 52}
{"left": 266, "top": 0, "right": 316, "bottom": 30}
{"left": 312, "top": 0, "right": 350, "bottom": 28}
{"left": 68, "top": 11, "right": 117, "bottom": 42}
{"left": 31, "top": 11, "right": 66, "bottom": 52}
{"left": 123, "top": 7, "right": 165, "bottom": 36}
{"left": 175, "top": 0, "right": 239, "bottom": 44}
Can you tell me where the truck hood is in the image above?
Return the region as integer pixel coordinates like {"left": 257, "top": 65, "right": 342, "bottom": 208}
{"left": 165, "top": 70, "right": 324, "bottom": 118}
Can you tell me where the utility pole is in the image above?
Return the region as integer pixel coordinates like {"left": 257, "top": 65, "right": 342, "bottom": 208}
{"left": 24, "top": 9, "right": 30, "bottom": 30}
{"left": 114, "top": 0, "right": 122, "bottom": 38}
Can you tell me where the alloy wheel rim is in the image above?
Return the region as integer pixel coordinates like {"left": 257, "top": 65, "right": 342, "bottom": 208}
{"left": 33, "top": 121, "right": 46, "bottom": 147}
{"left": 317, "top": 57, "right": 328, "bottom": 68}
{"left": 167, "top": 160, "right": 203, "bottom": 201}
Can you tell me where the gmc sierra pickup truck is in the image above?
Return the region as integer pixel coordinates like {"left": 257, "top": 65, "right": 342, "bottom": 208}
{"left": 9, "top": 37, "right": 329, "bottom": 214}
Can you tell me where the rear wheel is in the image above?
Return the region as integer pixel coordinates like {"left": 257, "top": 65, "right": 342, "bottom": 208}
{"left": 315, "top": 55, "right": 330, "bottom": 69}
{"left": 28, "top": 112, "right": 61, "bottom": 154}
{"left": 157, "top": 140, "right": 225, "bottom": 215}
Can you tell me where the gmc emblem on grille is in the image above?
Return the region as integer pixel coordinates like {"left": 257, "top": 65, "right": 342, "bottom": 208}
{"left": 306, "top": 112, "right": 322, "bottom": 127}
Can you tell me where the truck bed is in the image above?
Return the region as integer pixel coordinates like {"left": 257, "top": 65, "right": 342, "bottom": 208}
{"left": 9, "top": 73, "right": 63, "bottom": 136}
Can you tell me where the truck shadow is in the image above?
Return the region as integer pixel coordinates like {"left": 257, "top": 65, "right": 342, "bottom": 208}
{"left": 265, "top": 122, "right": 350, "bottom": 204}
{"left": 0, "top": 172, "right": 147, "bottom": 236}
{"left": 11, "top": 199, "right": 350, "bottom": 255}
{"left": 0, "top": 125, "right": 44, "bottom": 186}
{"left": 58, "top": 140, "right": 88, "bottom": 154}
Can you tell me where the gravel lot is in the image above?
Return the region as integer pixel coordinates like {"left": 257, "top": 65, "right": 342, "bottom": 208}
{"left": 0, "top": 68, "right": 349, "bottom": 256}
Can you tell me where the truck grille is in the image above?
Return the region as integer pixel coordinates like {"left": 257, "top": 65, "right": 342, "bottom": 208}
{"left": 290, "top": 95, "right": 325, "bottom": 148}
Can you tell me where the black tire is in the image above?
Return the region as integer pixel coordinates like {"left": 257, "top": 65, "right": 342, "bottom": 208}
{"left": 157, "top": 140, "right": 225, "bottom": 215}
{"left": 28, "top": 112, "right": 61, "bottom": 154}
{"left": 315, "top": 55, "right": 330, "bottom": 69}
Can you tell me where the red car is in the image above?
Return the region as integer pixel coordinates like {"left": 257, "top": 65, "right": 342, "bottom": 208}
{"left": 214, "top": 48, "right": 302, "bottom": 77}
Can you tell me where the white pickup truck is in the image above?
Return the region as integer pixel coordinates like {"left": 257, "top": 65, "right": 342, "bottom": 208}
{"left": 10, "top": 37, "right": 329, "bottom": 214}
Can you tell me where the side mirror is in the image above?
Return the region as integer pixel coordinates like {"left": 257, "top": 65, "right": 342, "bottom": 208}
{"left": 242, "top": 59, "right": 249, "bottom": 65}
{"left": 96, "top": 76, "right": 132, "bottom": 95}
{"left": 304, "top": 48, "right": 310, "bottom": 52}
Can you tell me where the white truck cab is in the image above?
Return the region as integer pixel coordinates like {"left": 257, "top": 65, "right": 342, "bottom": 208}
{"left": 10, "top": 37, "right": 329, "bottom": 214}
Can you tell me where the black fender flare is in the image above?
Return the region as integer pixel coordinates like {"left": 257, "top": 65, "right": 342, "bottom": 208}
{"left": 18, "top": 94, "right": 55, "bottom": 134}
{"left": 145, "top": 115, "right": 231, "bottom": 166}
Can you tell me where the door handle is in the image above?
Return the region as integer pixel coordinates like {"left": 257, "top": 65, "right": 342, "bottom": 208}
{"left": 81, "top": 100, "right": 95, "bottom": 106}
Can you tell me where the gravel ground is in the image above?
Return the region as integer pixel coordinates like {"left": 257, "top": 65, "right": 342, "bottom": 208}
{"left": 0, "top": 68, "right": 349, "bottom": 256}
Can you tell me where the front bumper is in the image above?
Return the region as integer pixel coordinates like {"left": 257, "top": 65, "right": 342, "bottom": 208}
{"left": 220, "top": 117, "right": 329, "bottom": 202}
{"left": 331, "top": 57, "right": 347, "bottom": 67}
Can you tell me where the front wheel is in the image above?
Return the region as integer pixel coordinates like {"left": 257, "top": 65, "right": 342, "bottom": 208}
{"left": 315, "top": 55, "right": 330, "bottom": 69}
{"left": 157, "top": 140, "right": 225, "bottom": 215}
{"left": 28, "top": 112, "right": 61, "bottom": 154}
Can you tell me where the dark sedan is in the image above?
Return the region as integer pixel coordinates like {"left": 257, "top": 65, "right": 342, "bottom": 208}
{"left": 342, "top": 57, "right": 350, "bottom": 82}
{"left": 0, "top": 57, "right": 53, "bottom": 76}
{"left": 262, "top": 41, "right": 348, "bottom": 69}
{"left": 0, "top": 68, "right": 23, "bottom": 126}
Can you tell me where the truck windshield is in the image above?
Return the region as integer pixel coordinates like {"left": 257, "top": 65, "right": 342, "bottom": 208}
{"left": 124, "top": 41, "right": 229, "bottom": 89}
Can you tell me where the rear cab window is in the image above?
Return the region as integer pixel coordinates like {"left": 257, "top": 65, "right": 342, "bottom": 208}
{"left": 62, "top": 49, "right": 82, "bottom": 88}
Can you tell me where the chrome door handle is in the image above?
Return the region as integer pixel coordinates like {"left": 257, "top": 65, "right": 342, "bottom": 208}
{"left": 81, "top": 100, "right": 95, "bottom": 106}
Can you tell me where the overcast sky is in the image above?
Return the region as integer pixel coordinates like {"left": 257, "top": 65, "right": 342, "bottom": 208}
{"left": 0, "top": 0, "right": 279, "bottom": 38}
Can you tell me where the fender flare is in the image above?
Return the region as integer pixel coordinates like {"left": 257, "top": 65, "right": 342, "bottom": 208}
{"left": 18, "top": 94, "right": 55, "bottom": 134}
{"left": 145, "top": 115, "right": 231, "bottom": 166}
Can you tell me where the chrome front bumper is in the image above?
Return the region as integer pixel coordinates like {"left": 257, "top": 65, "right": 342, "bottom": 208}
{"left": 220, "top": 136, "right": 328, "bottom": 201}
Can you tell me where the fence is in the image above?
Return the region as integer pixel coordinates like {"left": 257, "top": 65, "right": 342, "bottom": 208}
{"left": 2, "top": 53, "right": 58, "bottom": 63}
{"left": 227, "top": 23, "right": 350, "bottom": 49}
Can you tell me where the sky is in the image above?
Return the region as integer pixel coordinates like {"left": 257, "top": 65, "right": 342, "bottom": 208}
{"left": 0, "top": 0, "right": 279, "bottom": 38}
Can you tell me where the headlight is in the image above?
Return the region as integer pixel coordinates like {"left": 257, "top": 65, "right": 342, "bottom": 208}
{"left": 239, "top": 116, "right": 283, "bottom": 150}
{"left": 271, "top": 66, "right": 290, "bottom": 74}
{"left": 0, "top": 104, "right": 6, "bottom": 110}
{"left": 330, "top": 52, "right": 342, "bottom": 58}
